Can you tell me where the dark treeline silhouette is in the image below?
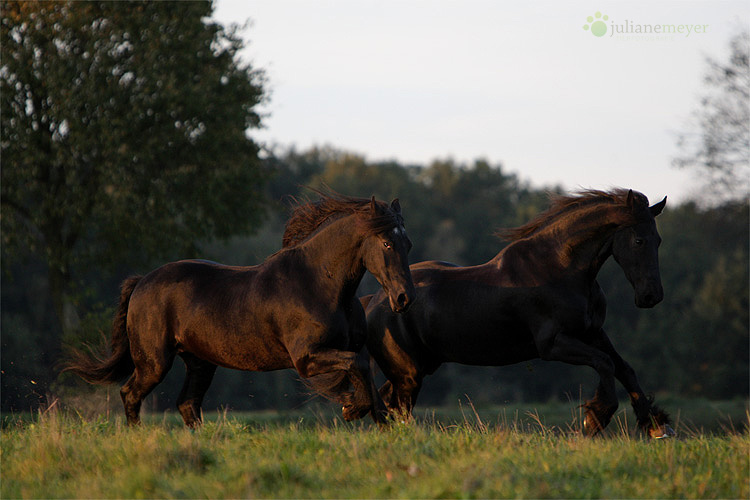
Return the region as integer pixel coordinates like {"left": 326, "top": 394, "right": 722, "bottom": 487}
{"left": 2, "top": 146, "right": 747, "bottom": 413}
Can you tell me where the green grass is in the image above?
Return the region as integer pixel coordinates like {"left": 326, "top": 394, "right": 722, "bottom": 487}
{"left": 2, "top": 404, "right": 748, "bottom": 499}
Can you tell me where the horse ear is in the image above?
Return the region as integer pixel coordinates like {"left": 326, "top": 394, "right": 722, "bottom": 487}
{"left": 626, "top": 189, "right": 635, "bottom": 209}
{"left": 649, "top": 196, "right": 667, "bottom": 217}
{"left": 390, "top": 198, "right": 401, "bottom": 214}
{"left": 370, "top": 196, "right": 377, "bottom": 213}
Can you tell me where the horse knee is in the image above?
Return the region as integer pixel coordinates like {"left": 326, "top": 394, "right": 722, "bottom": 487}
{"left": 292, "top": 353, "right": 314, "bottom": 378}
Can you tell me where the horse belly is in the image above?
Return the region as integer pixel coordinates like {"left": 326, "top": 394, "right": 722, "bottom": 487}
{"left": 414, "top": 285, "right": 539, "bottom": 366}
{"left": 177, "top": 327, "right": 293, "bottom": 372}
{"left": 171, "top": 298, "right": 294, "bottom": 372}
{"left": 434, "top": 320, "right": 538, "bottom": 367}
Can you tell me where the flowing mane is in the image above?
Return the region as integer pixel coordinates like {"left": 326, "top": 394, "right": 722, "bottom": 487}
{"left": 498, "top": 189, "right": 650, "bottom": 242}
{"left": 282, "top": 192, "right": 403, "bottom": 247}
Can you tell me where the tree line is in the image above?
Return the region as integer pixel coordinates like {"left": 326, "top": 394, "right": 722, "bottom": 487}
{"left": 3, "top": 146, "right": 747, "bottom": 412}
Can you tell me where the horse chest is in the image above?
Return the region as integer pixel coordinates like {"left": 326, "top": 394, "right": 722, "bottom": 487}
{"left": 547, "top": 292, "right": 603, "bottom": 336}
{"left": 553, "top": 281, "right": 607, "bottom": 332}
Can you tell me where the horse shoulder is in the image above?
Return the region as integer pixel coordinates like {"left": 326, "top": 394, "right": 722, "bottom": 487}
{"left": 494, "top": 239, "right": 568, "bottom": 286}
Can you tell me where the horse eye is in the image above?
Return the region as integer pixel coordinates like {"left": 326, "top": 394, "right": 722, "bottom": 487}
{"left": 634, "top": 238, "right": 645, "bottom": 246}
{"left": 383, "top": 241, "right": 392, "bottom": 249}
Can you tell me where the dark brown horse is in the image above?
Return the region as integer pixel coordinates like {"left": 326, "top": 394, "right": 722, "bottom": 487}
{"left": 64, "top": 194, "right": 415, "bottom": 427}
{"left": 364, "top": 189, "right": 674, "bottom": 437}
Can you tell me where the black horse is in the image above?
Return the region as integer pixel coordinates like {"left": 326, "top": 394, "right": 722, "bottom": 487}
{"left": 64, "top": 194, "right": 415, "bottom": 427}
{"left": 364, "top": 189, "right": 673, "bottom": 437}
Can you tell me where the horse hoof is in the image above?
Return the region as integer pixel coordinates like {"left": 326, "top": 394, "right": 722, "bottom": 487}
{"left": 582, "top": 415, "right": 602, "bottom": 436}
{"left": 342, "top": 405, "right": 353, "bottom": 421}
{"left": 650, "top": 424, "right": 676, "bottom": 439}
{"left": 342, "top": 404, "right": 368, "bottom": 421}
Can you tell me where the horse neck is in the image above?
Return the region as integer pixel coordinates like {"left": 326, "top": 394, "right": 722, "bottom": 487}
{"left": 507, "top": 205, "right": 623, "bottom": 282}
{"left": 296, "top": 215, "right": 367, "bottom": 298}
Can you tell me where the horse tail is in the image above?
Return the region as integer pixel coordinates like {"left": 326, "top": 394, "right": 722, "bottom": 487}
{"left": 62, "top": 276, "right": 141, "bottom": 384}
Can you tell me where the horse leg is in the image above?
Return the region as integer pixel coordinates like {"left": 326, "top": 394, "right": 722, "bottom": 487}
{"left": 592, "top": 330, "right": 674, "bottom": 438}
{"left": 292, "top": 348, "right": 374, "bottom": 421}
{"left": 375, "top": 372, "right": 422, "bottom": 421}
{"left": 120, "top": 352, "right": 176, "bottom": 426}
{"left": 176, "top": 353, "right": 218, "bottom": 428}
{"left": 368, "top": 336, "right": 422, "bottom": 418}
{"left": 357, "top": 348, "right": 388, "bottom": 424}
{"left": 119, "top": 322, "right": 177, "bottom": 426}
{"left": 394, "top": 374, "right": 422, "bottom": 419}
{"left": 378, "top": 381, "right": 396, "bottom": 410}
{"left": 538, "top": 331, "right": 618, "bottom": 436}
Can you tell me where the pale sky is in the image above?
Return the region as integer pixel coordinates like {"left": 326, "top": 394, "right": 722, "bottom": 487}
{"left": 213, "top": 1, "right": 749, "bottom": 204}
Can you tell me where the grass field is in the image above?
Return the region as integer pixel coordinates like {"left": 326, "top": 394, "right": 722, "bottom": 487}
{"left": 2, "top": 400, "right": 748, "bottom": 499}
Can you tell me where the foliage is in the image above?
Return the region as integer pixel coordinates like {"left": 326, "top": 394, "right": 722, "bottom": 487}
{"left": 674, "top": 30, "right": 750, "bottom": 203}
{"left": 2, "top": 410, "right": 748, "bottom": 499}
{"left": 1, "top": 1, "right": 267, "bottom": 404}
{"left": 0, "top": 0, "right": 267, "bottom": 335}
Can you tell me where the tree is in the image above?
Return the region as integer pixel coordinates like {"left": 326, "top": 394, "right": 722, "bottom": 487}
{"left": 674, "top": 30, "right": 750, "bottom": 203}
{"left": 1, "top": 0, "right": 267, "bottom": 342}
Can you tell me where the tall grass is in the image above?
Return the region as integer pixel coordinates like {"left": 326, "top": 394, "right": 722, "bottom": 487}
{"left": 2, "top": 405, "right": 748, "bottom": 499}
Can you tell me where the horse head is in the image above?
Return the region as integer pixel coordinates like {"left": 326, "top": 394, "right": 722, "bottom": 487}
{"left": 611, "top": 190, "right": 667, "bottom": 308}
{"left": 360, "top": 198, "right": 415, "bottom": 313}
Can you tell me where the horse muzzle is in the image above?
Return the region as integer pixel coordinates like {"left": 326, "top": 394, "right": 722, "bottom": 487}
{"left": 634, "top": 283, "right": 664, "bottom": 308}
{"left": 388, "top": 286, "right": 415, "bottom": 313}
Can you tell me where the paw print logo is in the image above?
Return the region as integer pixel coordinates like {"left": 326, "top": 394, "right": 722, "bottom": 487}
{"left": 583, "top": 11, "right": 608, "bottom": 37}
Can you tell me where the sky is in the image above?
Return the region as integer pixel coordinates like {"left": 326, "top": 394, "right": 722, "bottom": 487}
{"left": 213, "top": 1, "right": 749, "bottom": 204}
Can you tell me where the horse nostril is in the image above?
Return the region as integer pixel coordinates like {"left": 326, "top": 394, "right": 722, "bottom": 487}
{"left": 396, "top": 293, "right": 410, "bottom": 309}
